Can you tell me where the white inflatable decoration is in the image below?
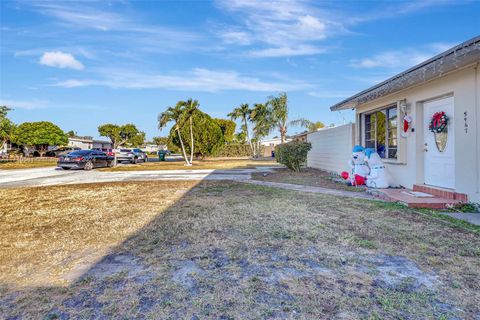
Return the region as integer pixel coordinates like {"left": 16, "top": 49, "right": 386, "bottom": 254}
{"left": 348, "top": 145, "right": 370, "bottom": 185}
{"left": 365, "top": 149, "right": 389, "bottom": 189}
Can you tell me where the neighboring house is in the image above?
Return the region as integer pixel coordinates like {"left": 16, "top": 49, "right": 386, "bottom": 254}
{"left": 260, "top": 137, "right": 292, "bottom": 157}
{"left": 68, "top": 137, "right": 112, "bottom": 150}
{"left": 142, "top": 144, "right": 160, "bottom": 153}
{"left": 290, "top": 132, "right": 308, "bottom": 142}
{"left": 259, "top": 137, "right": 291, "bottom": 146}
{"left": 327, "top": 36, "right": 480, "bottom": 202}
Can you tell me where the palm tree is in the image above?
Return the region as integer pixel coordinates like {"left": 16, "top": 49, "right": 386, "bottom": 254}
{"left": 266, "top": 92, "right": 289, "bottom": 143}
{"left": 228, "top": 103, "right": 254, "bottom": 157}
{"left": 158, "top": 103, "right": 191, "bottom": 166}
{"left": 289, "top": 119, "right": 325, "bottom": 132}
{"left": 250, "top": 103, "right": 272, "bottom": 157}
{"left": 180, "top": 99, "right": 200, "bottom": 163}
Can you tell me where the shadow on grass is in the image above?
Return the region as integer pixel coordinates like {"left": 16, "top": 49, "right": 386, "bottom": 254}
{"left": 1, "top": 168, "right": 479, "bottom": 319}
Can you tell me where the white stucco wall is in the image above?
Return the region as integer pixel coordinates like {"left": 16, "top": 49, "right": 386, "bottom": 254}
{"left": 307, "top": 124, "right": 355, "bottom": 173}
{"left": 355, "top": 64, "right": 480, "bottom": 202}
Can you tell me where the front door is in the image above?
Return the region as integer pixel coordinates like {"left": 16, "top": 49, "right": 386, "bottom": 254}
{"left": 423, "top": 96, "right": 455, "bottom": 189}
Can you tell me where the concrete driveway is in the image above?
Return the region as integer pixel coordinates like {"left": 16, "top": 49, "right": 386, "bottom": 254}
{"left": 0, "top": 166, "right": 276, "bottom": 188}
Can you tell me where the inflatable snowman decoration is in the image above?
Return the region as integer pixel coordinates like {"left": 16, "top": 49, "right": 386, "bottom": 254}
{"left": 342, "top": 145, "right": 370, "bottom": 186}
{"left": 364, "top": 148, "right": 389, "bottom": 189}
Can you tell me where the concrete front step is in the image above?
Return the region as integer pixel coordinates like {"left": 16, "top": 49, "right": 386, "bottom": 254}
{"left": 413, "top": 184, "right": 468, "bottom": 202}
{"left": 366, "top": 188, "right": 462, "bottom": 209}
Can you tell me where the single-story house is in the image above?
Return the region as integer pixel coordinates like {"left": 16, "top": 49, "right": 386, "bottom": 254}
{"left": 142, "top": 144, "right": 160, "bottom": 153}
{"left": 68, "top": 137, "right": 112, "bottom": 150}
{"left": 328, "top": 35, "right": 480, "bottom": 202}
{"left": 260, "top": 137, "right": 292, "bottom": 157}
{"left": 290, "top": 132, "right": 308, "bottom": 142}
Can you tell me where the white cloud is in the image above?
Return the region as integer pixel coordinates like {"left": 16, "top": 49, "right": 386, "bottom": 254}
{"left": 349, "top": 43, "right": 453, "bottom": 69}
{"left": 39, "top": 51, "right": 84, "bottom": 70}
{"left": 215, "top": 0, "right": 334, "bottom": 57}
{"left": 0, "top": 99, "right": 50, "bottom": 110}
{"left": 53, "top": 68, "right": 311, "bottom": 92}
{"left": 249, "top": 45, "right": 326, "bottom": 58}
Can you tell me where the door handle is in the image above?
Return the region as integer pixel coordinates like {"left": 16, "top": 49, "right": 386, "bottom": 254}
{"left": 424, "top": 143, "right": 428, "bottom": 152}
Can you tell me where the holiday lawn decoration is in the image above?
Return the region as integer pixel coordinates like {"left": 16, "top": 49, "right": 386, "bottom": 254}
{"left": 400, "top": 114, "right": 413, "bottom": 138}
{"left": 341, "top": 145, "right": 369, "bottom": 186}
{"left": 429, "top": 111, "right": 449, "bottom": 133}
{"left": 429, "top": 111, "right": 449, "bottom": 152}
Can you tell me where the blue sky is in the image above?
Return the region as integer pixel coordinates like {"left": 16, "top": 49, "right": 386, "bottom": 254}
{"left": 1, "top": 0, "right": 479, "bottom": 140}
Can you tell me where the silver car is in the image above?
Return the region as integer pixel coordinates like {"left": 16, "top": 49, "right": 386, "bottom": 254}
{"left": 116, "top": 148, "right": 148, "bottom": 164}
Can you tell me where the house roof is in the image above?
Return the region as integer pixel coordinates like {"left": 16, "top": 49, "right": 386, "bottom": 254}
{"left": 330, "top": 35, "right": 480, "bottom": 111}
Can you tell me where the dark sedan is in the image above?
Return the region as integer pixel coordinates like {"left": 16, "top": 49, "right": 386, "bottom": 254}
{"left": 57, "top": 150, "right": 114, "bottom": 170}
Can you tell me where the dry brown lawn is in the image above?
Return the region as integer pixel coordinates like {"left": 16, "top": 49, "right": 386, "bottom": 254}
{"left": 100, "top": 158, "right": 279, "bottom": 171}
{"left": 252, "top": 167, "right": 366, "bottom": 192}
{"left": 0, "top": 160, "right": 57, "bottom": 170}
{"left": 0, "top": 180, "right": 479, "bottom": 319}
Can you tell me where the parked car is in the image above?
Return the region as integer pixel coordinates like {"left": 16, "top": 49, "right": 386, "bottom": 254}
{"left": 93, "top": 148, "right": 114, "bottom": 156}
{"left": 57, "top": 150, "right": 114, "bottom": 170}
{"left": 116, "top": 148, "right": 148, "bottom": 164}
{"left": 46, "top": 147, "right": 81, "bottom": 157}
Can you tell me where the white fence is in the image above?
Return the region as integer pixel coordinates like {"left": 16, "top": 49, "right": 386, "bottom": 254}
{"left": 307, "top": 123, "right": 355, "bottom": 173}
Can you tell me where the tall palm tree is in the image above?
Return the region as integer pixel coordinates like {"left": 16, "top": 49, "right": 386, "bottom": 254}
{"left": 180, "top": 99, "right": 200, "bottom": 163}
{"left": 228, "top": 103, "right": 254, "bottom": 156}
{"left": 250, "top": 103, "right": 273, "bottom": 157}
{"left": 267, "top": 92, "right": 289, "bottom": 143}
{"left": 158, "top": 103, "right": 191, "bottom": 166}
{"left": 289, "top": 118, "right": 325, "bottom": 132}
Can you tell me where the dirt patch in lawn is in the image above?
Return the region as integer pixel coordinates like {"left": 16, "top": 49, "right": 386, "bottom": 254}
{"left": 1, "top": 181, "right": 479, "bottom": 319}
{"left": 252, "top": 167, "right": 366, "bottom": 192}
{"left": 100, "top": 158, "right": 280, "bottom": 172}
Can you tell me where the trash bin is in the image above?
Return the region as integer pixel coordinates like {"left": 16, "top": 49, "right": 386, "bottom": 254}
{"left": 158, "top": 150, "right": 166, "bottom": 161}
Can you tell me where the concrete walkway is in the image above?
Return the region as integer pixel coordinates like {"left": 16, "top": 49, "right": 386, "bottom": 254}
{"left": 241, "top": 179, "right": 376, "bottom": 200}
{"left": 0, "top": 167, "right": 278, "bottom": 188}
{"left": 438, "top": 212, "right": 480, "bottom": 226}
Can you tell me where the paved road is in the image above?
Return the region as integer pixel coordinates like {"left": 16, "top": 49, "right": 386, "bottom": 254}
{"left": 0, "top": 166, "right": 277, "bottom": 188}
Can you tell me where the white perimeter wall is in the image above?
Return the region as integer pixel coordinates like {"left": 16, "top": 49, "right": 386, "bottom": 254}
{"left": 306, "top": 123, "right": 355, "bottom": 173}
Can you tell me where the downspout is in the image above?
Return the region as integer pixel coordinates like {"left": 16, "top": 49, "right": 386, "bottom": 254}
{"left": 475, "top": 63, "right": 479, "bottom": 195}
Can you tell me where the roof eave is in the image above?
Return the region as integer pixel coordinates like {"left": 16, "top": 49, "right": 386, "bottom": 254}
{"left": 330, "top": 35, "right": 480, "bottom": 111}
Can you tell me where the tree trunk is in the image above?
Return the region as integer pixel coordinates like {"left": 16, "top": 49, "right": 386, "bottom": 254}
{"left": 177, "top": 125, "right": 191, "bottom": 166}
{"left": 189, "top": 116, "right": 194, "bottom": 163}
{"left": 280, "top": 127, "right": 286, "bottom": 143}
{"left": 244, "top": 118, "right": 254, "bottom": 157}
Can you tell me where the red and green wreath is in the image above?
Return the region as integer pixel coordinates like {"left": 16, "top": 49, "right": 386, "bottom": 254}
{"left": 429, "top": 111, "right": 448, "bottom": 133}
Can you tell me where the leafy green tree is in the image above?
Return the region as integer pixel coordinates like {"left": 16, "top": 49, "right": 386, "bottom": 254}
{"left": 233, "top": 131, "right": 247, "bottom": 144}
{"left": 158, "top": 103, "right": 191, "bottom": 165}
{"left": 213, "top": 118, "right": 236, "bottom": 143}
{"left": 98, "top": 123, "right": 144, "bottom": 149}
{"left": 66, "top": 130, "right": 77, "bottom": 137}
{"left": 267, "top": 92, "right": 289, "bottom": 143}
{"left": 228, "top": 103, "right": 253, "bottom": 156}
{"left": 0, "top": 119, "right": 16, "bottom": 153}
{"left": 152, "top": 136, "right": 169, "bottom": 146}
{"left": 250, "top": 103, "right": 273, "bottom": 157}
{"left": 170, "top": 111, "right": 224, "bottom": 159}
{"left": 0, "top": 106, "right": 11, "bottom": 119}
{"left": 15, "top": 121, "right": 68, "bottom": 156}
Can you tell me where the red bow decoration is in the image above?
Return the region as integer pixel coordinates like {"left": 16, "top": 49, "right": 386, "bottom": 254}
{"left": 432, "top": 112, "right": 445, "bottom": 127}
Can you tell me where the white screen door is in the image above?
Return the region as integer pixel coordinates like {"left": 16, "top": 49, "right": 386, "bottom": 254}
{"left": 423, "top": 96, "right": 455, "bottom": 189}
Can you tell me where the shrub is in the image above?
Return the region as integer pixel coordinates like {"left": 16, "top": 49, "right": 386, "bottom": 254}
{"left": 275, "top": 141, "right": 312, "bottom": 172}
{"left": 214, "top": 144, "right": 261, "bottom": 157}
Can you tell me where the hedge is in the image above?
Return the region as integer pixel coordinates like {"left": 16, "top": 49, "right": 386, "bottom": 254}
{"left": 275, "top": 141, "right": 312, "bottom": 172}
{"left": 214, "top": 144, "right": 259, "bottom": 157}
